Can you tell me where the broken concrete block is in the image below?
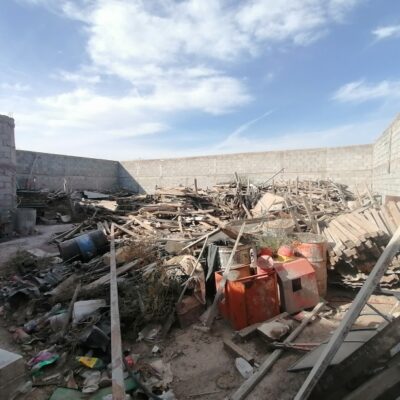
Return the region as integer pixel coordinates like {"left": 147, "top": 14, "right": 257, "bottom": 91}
{"left": 0, "top": 348, "right": 26, "bottom": 399}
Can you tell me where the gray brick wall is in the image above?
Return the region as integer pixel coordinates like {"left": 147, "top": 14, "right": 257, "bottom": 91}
{"left": 6, "top": 114, "right": 400, "bottom": 200}
{"left": 0, "top": 115, "right": 16, "bottom": 211}
{"left": 119, "top": 144, "right": 373, "bottom": 193}
{"left": 16, "top": 150, "right": 119, "bottom": 191}
{"left": 372, "top": 114, "right": 400, "bottom": 198}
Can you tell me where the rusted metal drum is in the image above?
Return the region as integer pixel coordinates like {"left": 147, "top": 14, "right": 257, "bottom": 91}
{"left": 294, "top": 233, "right": 328, "bottom": 297}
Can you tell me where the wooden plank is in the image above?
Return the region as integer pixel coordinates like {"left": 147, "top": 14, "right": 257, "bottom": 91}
{"left": 387, "top": 201, "right": 400, "bottom": 226}
{"left": 294, "top": 225, "right": 400, "bottom": 400}
{"left": 303, "top": 196, "right": 319, "bottom": 234}
{"left": 231, "top": 302, "right": 325, "bottom": 400}
{"left": 337, "top": 215, "right": 366, "bottom": 238}
{"left": 285, "top": 195, "right": 301, "bottom": 232}
{"left": 349, "top": 212, "right": 379, "bottom": 234}
{"left": 235, "top": 312, "right": 289, "bottom": 341}
{"left": 361, "top": 211, "right": 380, "bottom": 233}
{"left": 223, "top": 338, "right": 255, "bottom": 365}
{"left": 129, "top": 215, "right": 157, "bottom": 233}
{"left": 179, "top": 228, "right": 220, "bottom": 252}
{"left": 85, "top": 259, "right": 140, "bottom": 291}
{"left": 370, "top": 208, "right": 390, "bottom": 235}
{"left": 381, "top": 206, "right": 396, "bottom": 235}
{"left": 333, "top": 219, "right": 362, "bottom": 245}
{"left": 324, "top": 226, "right": 345, "bottom": 253}
{"left": 330, "top": 220, "right": 359, "bottom": 247}
{"left": 114, "top": 223, "right": 137, "bottom": 238}
{"left": 109, "top": 224, "right": 125, "bottom": 400}
{"left": 60, "top": 282, "right": 81, "bottom": 339}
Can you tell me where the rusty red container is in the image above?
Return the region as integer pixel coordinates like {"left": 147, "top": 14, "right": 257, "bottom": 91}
{"left": 215, "top": 269, "right": 279, "bottom": 330}
{"left": 294, "top": 233, "right": 327, "bottom": 297}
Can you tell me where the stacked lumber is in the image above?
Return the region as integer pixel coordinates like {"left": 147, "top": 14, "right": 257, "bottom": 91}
{"left": 323, "top": 201, "right": 400, "bottom": 288}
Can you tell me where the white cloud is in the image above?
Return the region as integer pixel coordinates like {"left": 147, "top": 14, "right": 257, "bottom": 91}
{"left": 372, "top": 24, "right": 400, "bottom": 41}
{"left": 9, "top": 0, "right": 362, "bottom": 159}
{"left": 54, "top": 70, "right": 101, "bottom": 84}
{"left": 0, "top": 82, "right": 31, "bottom": 92}
{"left": 333, "top": 80, "right": 400, "bottom": 103}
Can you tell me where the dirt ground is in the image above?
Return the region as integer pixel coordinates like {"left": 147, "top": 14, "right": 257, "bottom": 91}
{"left": 0, "top": 223, "right": 73, "bottom": 270}
{"left": 0, "top": 227, "right": 399, "bottom": 400}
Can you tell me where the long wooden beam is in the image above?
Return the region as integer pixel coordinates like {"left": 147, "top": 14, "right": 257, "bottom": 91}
{"left": 230, "top": 302, "right": 325, "bottom": 400}
{"left": 110, "top": 224, "right": 125, "bottom": 399}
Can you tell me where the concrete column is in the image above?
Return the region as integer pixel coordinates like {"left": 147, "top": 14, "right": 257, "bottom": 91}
{"left": 0, "top": 115, "right": 16, "bottom": 235}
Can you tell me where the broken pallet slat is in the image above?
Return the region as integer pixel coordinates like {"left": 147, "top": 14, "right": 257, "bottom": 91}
{"left": 223, "top": 338, "right": 255, "bottom": 365}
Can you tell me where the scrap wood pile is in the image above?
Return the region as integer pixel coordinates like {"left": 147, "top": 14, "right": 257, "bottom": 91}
{"left": 66, "top": 178, "right": 358, "bottom": 241}
{"left": 51, "top": 177, "right": 400, "bottom": 290}
{"left": 322, "top": 200, "right": 400, "bottom": 288}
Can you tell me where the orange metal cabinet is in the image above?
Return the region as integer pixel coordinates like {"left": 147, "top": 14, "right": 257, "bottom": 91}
{"left": 215, "top": 270, "right": 279, "bottom": 330}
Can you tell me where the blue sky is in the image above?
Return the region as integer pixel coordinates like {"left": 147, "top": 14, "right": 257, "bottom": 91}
{"left": 1, "top": 0, "right": 400, "bottom": 160}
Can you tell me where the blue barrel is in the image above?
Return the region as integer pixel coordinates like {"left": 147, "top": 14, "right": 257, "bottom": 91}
{"left": 58, "top": 230, "right": 109, "bottom": 262}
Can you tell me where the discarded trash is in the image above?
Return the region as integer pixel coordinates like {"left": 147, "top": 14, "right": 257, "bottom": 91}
{"left": 257, "top": 320, "right": 292, "bottom": 340}
{"left": 73, "top": 299, "right": 106, "bottom": 324}
{"left": 82, "top": 370, "right": 101, "bottom": 394}
{"left": 137, "top": 324, "right": 162, "bottom": 342}
{"left": 235, "top": 357, "right": 254, "bottom": 379}
{"left": 49, "top": 312, "right": 68, "bottom": 332}
{"left": 76, "top": 356, "right": 105, "bottom": 369}
{"left": 29, "top": 350, "right": 59, "bottom": 376}
{"left": 12, "top": 327, "right": 31, "bottom": 343}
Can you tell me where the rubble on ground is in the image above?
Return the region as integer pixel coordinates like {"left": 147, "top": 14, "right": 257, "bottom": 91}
{"left": 1, "top": 176, "right": 400, "bottom": 399}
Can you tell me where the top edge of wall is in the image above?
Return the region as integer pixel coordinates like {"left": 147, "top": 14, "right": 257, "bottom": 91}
{"left": 16, "top": 149, "right": 118, "bottom": 164}
{"left": 375, "top": 113, "right": 400, "bottom": 142}
{"left": 120, "top": 143, "right": 373, "bottom": 163}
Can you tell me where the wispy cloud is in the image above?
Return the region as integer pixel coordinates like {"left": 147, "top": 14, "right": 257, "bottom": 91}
{"left": 53, "top": 70, "right": 101, "bottom": 85}
{"left": 372, "top": 24, "right": 400, "bottom": 41}
{"left": 332, "top": 79, "right": 400, "bottom": 103}
{"left": 216, "top": 110, "right": 274, "bottom": 150}
{"left": 211, "top": 118, "right": 385, "bottom": 156}
{"left": 0, "top": 82, "right": 31, "bottom": 92}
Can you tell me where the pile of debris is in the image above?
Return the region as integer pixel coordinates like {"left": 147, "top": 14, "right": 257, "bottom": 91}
{"left": 3, "top": 176, "right": 400, "bottom": 399}
{"left": 0, "top": 242, "right": 187, "bottom": 398}
{"left": 59, "top": 178, "right": 400, "bottom": 288}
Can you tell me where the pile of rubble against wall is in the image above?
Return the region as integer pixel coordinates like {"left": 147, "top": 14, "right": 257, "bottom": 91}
{"left": 68, "top": 178, "right": 400, "bottom": 288}
{"left": 1, "top": 177, "right": 400, "bottom": 399}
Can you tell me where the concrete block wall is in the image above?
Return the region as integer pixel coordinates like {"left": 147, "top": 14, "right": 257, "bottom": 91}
{"left": 119, "top": 144, "right": 373, "bottom": 193}
{"left": 372, "top": 114, "right": 400, "bottom": 198}
{"left": 17, "top": 150, "right": 119, "bottom": 191}
{"left": 0, "top": 116, "right": 16, "bottom": 211}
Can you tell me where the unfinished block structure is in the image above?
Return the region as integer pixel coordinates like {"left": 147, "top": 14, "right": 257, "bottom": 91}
{"left": 0, "top": 115, "right": 16, "bottom": 234}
